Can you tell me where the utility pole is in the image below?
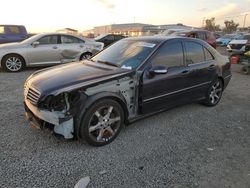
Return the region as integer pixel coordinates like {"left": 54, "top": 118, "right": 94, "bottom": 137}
{"left": 243, "top": 14, "right": 248, "bottom": 28}
{"left": 202, "top": 17, "right": 206, "bottom": 28}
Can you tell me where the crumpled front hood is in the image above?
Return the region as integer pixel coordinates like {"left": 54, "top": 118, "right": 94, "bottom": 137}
{"left": 27, "top": 61, "right": 132, "bottom": 96}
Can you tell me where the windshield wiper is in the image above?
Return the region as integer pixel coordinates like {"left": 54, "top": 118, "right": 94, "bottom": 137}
{"left": 97, "top": 60, "right": 119, "bottom": 67}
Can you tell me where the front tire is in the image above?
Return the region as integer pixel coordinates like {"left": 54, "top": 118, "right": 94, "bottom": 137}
{"left": 79, "top": 99, "right": 124, "bottom": 146}
{"left": 1, "top": 54, "right": 25, "bottom": 72}
{"left": 202, "top": 79, "right": 223, "bottom": 107}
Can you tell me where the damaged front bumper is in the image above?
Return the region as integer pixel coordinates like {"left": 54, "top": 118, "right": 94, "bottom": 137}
{"left": 24, "top": 99, "right": 74, "bottom": 139}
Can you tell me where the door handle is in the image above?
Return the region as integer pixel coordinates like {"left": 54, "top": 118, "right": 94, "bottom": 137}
{"left": 52, "top": 46, "right": 58, "bottom": 49}
{"left": 208, "top": 64, "right": 215, "bottom": 69}
{"left": 79, "top": 45, "right": 84, "bottom": 48}
{"left": 181, "top": 70, "right": 190, "bottom": 74}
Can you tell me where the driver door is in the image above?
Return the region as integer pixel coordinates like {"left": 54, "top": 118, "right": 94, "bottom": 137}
{"left": 27, "top": 35, "right": 62, "bottom": 65}
{"left": 140, "top": 40, "right": 189, "bottom": 114}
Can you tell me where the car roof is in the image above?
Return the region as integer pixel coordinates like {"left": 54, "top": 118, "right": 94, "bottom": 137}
{"left": 36, "top": 32, "right": 79, "bottom": 37}
{"left": 0, "top": 24, "right": 25, "bottom": 27}
{"left": 124, "top": 35, "right": 200, "bottom": 43}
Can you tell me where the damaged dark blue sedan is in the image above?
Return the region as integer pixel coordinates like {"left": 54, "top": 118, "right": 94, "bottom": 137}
{"left": 24, "top": 36, "right": 232, "bottom": 146}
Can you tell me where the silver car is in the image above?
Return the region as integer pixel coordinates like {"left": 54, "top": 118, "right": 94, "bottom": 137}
{"left": 0, "top": 33, "right": 104, "bottom": 72}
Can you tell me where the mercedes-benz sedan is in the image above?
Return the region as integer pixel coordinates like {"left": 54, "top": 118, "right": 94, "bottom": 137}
{"left": 24, "top": 36, "right": 232, "bottom": 146}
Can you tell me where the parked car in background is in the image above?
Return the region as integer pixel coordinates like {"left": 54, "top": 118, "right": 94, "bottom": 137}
{"left": 214, "top": 32, "right": 222, "bottom": 39}
{"left": 216, "top": 33, "right": 242, "bottom": 46}
{"left": 23, "top": 36, "right": 231, "bottom": 146}
{"left": 227, "top": 34, "right": 250, "bottom": 52}
{"left": 95, "top": 34, "right": 126, "bottom": 47}
{"left": 171, "top": 30, "right": 217, "bottom": 48}
{"left": 157, "top": 29, "right": 186, "bottom": 36}
{"left": 0, "top": 33, "right": 104, "bottom": 72}
{"left": 0, "top": 25, "right": 28, "bottom": 44}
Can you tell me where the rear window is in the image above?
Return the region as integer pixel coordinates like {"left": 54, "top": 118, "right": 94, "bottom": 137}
{"left": 185, "top": 41, "right": 205, "bottom": 64}
{"left": 204, "top": 47, "right": 214, "bottom": 61}
{"left": 8, "top": 26, "right": 21, "bottom": 34}
{"left": 0, "top": 26, "right": 4, "bottom": 34}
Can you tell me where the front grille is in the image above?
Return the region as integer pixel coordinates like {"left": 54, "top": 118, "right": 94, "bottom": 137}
{"left": 26, "top": 87, "right": 41, "bottom": 105}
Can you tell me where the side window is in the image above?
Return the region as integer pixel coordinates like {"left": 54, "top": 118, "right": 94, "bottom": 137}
{"left": 0, "top": 26, "right": 5, "bottom": 34}
{"left": 38, "top": 35, "right": 58, "bottom": 45}
{"left": 7, "top": 26, "right": 21, "bottom": 34}
{"left": 152, "top": 41, "right": 184, "bottom": 68}
{"left": 185, "top": 42, "right": 205, "bottom": 64}
{"left": 204, "top": 47, "right": 214, "bottom": 61}
{"left": 61, "top": 35, "right": 82, "bottom": 44}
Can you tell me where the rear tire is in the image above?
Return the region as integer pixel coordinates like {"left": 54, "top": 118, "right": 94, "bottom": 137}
{"left": 79, "top": 99, "right": 124, "bottom": 146}
{"left": 1, "top": 54, "right": 25, "bottom": 72}
{"left": 240, "top": 65, "right": 250, "bottom": 75}
{"left": 80, "top": 52, "right": 92, "bottom": 60}
{"left": 202, "top": 79, "right": 223, "bottom": 107}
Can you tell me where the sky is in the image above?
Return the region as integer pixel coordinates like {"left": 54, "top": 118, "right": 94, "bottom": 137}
{"left": 0, "top": 0, "right": 249, "bottom": 33}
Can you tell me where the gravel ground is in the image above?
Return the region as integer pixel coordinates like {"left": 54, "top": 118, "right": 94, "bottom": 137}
{"left": 0, "top": 47, "right": 250, "bottom": 188}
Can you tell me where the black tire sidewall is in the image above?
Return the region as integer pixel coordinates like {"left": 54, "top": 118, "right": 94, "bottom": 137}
{"left": 80, "top": 53, "right": 92, "bottom": 60}
{"left": 2, "top": 54, "right": 25, "bottom": 72}
{"left": 79, "top": 99, "right": 124, "bottom": 146}
{"left": 241, "top": 66, "right": 250, "bottom": 75}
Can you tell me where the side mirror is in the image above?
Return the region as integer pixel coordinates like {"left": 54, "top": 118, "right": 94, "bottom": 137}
{"left": 149, "top": 65, "right": 168, "bottom": 75}
{"left": 32, "top": 41, "right": 40, "bottom": 47}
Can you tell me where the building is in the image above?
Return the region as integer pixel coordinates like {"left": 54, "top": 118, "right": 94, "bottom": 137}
{"left": 83, "top": 23, "right": 196, "bottom": 37}
{"left": 93, "top": 23, "right": 151, "bottom": 37}
{"left": 56, "top": 28, "right": 78, "bottom": 35}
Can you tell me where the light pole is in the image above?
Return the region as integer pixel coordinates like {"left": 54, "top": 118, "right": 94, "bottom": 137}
{"left": 243, "top": 14, "right": 248, "bottom": 28}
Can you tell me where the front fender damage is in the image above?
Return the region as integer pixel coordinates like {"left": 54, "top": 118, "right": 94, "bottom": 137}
{"left": 31, "top": 74, "right": 138, "bottom": 139}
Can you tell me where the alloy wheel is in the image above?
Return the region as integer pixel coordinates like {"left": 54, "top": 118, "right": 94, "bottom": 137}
{"left": 81, "top": 54, "right": 92, "bottom": 60}
{"left": 88, "top": 105, "right": 121, "bottom": 143}
{"left": 5, "top": 57, "right": 22, "bottom": 72}
{"left": 209, "top": 81, "right": 222, "bottom": 104}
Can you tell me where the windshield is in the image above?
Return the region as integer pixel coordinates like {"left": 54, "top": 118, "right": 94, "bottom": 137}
{"left": 236, "top": 35, "right": 250, "bottom": 40}
{"left": 20, "top": 35, "right": 39, "bottom": 44}
{"left": 91, "top": 39, "right": 158, "bottom": 69}
{"left": 171, "top": 31, "right": 189, "bottom": 36}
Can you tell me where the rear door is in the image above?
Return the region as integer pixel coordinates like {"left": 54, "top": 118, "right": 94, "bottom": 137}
{"left": 59, "top": 35, "right": 87, "bottom": 62}
{"left": 183, "top": 41, "right": 217, "bottom": 99}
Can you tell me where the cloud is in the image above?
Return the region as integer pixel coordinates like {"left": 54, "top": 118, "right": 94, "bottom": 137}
{"left": 96, "top": 0, "right": 116, "bottom": 13}
{"left": 204, "top": 3, "right": 240, "bottom": 20}
{"left": 197, "top": 8, "right": 208, "bottom": 12}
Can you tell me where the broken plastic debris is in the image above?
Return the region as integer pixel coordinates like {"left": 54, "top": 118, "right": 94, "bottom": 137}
{"left": 99, "top": 170, "right": 107, "bottom": 175}
{"left": 74, "top": 176, "right": 90, "bottom": 188}
{"left": 207, "top": 148, "right": 214, "bottom": 151}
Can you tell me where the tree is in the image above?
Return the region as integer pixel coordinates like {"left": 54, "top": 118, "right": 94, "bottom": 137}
{"left": 204, "top": 17, "right": 221, "bottom": 31}
{"left": 223, "top": 20, "right": 239, "bottom": 33}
